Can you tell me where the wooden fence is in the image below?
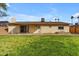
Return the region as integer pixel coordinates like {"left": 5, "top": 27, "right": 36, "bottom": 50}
{"left": 70, "top": 25, "right": 79, "bottom": 34}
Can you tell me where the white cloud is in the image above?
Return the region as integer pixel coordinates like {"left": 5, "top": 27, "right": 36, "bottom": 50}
{"left": 9, "top": 13, "right": 62, "bottom": 22}
{"left": 71, "top": 13, "right": 79, "bottom": 23}
{"left": 9, "top": 13, "right": 41, "bottom": 22}
{"left": 7, "top": 7, "right": 60, "bottom": 22}
{"left": 6, "top": 3, "right": 10, "bottom": 7}
{"left": 7, "top": 7, "right": 61, "bottom": 22}
{"left": 41, "top": 8, "right": 62, "bottom": 21}
{"left": 51, "top": 8, "right": 58, "bottom": 14}
{"left": 73, "top": 13, "right": 79, "bottom": 17}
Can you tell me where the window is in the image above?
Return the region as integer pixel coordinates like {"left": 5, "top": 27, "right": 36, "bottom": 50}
{"left": 58, "top": 26, "right": 64, "bottom": 30}
{"left": 36, "top": 25, "right": 40, "bottom": 29}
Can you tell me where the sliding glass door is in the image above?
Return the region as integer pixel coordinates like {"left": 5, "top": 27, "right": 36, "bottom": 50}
{"left": 20, "top": 25, "right": 29, "bottom": 33}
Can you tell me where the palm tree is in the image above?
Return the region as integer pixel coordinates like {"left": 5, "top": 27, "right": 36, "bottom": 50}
{"left": 55, "top": 18, "right": 59, "bottom": 22}
{"left": 0, "top": 3, "right": 7, "bottom": 17}
{"left": 71, "top": 16, "right": 74, "bottom": 25}
{"left": 55, "top": 18, "right": 57, "bottom": 22}
{"left": 58, "top": 18, "right": 59, "bottom": 22}
{"left": 77, "top": 16, "right": 79, "bottom": 25}
{"left": 0, "top": 3, "right": 7, "bottom": 10}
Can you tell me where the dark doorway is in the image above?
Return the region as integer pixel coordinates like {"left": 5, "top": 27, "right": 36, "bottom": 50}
{"left": 20, "top": 25, "right": 29, "bottom": 33}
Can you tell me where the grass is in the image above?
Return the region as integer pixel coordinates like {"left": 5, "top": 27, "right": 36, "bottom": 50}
{"left": 0, "top": 35, "right": 79, "bottom": 56}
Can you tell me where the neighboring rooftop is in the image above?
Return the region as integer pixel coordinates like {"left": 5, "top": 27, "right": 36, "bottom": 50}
{"left": 0, "top": 21, "right": 8, "bottom": 23}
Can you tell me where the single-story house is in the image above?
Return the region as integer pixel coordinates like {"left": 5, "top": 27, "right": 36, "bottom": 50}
{"left": 8, "top": 18, "right": 70, "bottom": 34}
{"left": 1, "top": 18, "right": 79, "bottom": 34}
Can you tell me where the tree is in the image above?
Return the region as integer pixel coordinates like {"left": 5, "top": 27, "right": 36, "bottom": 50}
{"left": 54, "top": 18, "right": 59, "bottom": 22}
{"left": 0, "top": 3, "right": 7, "bottom": 17}
{"left": 77, "top": 16, "right": 79, "bottom": 24}
{"left": 55, "top": 18, "right": 57, "bottom": 22}
{"left": 71, "top": 16, "right": 74, "bottom": 25}
{"left": 71, "top": 16, "right": 74, "bottom": 19}
{"left": 58, "top": 18, "right": 59, "bottom": 22}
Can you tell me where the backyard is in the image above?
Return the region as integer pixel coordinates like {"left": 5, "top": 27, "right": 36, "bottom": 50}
{"left": 0, "top": 35, "right": 79, "bottom": 56}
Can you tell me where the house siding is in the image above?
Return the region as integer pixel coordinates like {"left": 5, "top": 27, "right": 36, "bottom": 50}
{"left": 8, "top": 25, "right": 37, "bottom": 34}
{"left": 40, "top": 26, "right": 69, "bottom": 33}
{"left": 40, "top": 26, "right": 51, "bottom": 33}
{"left": 29, "top": 25, "right": 36, "bottom": 33}
{"left": 51, "top": 26, "right": 69, "bottom": 33}
{"left": 8, "top": 25, "right": 20, "bottom": 34}
{"left": 8, "top": 25, "right": 69, "bottom": 34}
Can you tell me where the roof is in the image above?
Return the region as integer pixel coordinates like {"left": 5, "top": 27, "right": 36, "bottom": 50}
{"left": 9, "top": 22, "right": 69, "bottom": 26}
{"left": 0, "top": 21, "right": 8, "bottom": 23}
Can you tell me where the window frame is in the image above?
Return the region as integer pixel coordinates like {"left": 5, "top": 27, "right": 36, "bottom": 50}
{"left": 58, "top": 26, "right": 64, "bottom": 30}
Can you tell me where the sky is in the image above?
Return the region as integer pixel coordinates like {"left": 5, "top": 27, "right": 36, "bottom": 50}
{"left": 1, "top": 3, "right": 79, "bottom": 23}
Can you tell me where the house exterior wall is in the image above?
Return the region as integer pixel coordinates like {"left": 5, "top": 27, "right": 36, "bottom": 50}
{"left": 29, "top": 25, "right": 36, "bottom": 33}
{"left": 40, "top": 26, "right": 51, "bottom": 33}
{"left": 40, "top": 26, "right": 69, "bottom": 33}
{"left": 8, "top": 25, "right": 20, "bottom": 34}
{"left": 51, "top": 26, "right": 69, "bottom": 33}
{"left": 8, "top": 25, "right": 37, "bottom": 34}
{"left": 8, "top": 25, "right": 69, "bottom": 34}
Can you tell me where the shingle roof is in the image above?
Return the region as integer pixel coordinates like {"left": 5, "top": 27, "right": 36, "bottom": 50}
{"left": 9, "top": 22, "right": 69, "bottom": 26}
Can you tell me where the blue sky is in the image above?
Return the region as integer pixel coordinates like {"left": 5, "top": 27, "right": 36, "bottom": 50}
{"left": 2, "top": 3, "right": 79, "bottom": 23}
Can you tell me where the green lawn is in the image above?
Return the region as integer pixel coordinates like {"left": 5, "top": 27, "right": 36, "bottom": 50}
{"left": 0, "top": 35, "right": 79, "bottom": 56}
